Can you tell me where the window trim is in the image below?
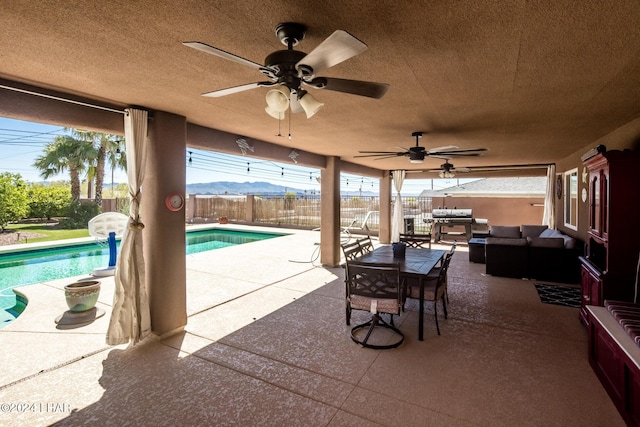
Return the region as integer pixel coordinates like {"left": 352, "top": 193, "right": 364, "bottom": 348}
{"left": 563, "top": 168, "right": 578, "bottom": 230}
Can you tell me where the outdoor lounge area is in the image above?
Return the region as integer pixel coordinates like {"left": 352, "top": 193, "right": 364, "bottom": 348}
{"left": 4, "top": 2, "right": 640, "bottom": 425}
{"left": 0, "top": 226, "right": 624, "bottom": 426}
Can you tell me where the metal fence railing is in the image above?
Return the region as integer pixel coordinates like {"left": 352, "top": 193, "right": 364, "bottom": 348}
{"left": 185, "top": 194, "right": 434, "bottom": 234}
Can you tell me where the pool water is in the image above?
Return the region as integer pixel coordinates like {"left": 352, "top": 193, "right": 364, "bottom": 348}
{"left": 0, "top": 228, "right": 284, "bottom": 326}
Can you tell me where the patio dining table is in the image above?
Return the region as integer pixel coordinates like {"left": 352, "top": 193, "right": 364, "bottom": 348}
{"left": 355, "top": 245, "right": 446, "bottom": 341}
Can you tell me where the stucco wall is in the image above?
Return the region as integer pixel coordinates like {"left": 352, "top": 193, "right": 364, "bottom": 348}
{"left": 431, "top": 196, "right": 545, "bottom": 228}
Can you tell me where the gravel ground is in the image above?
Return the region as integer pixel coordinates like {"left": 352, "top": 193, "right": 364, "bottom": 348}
{"left": 0, "top": 230, "right": 47, "bottom": 246}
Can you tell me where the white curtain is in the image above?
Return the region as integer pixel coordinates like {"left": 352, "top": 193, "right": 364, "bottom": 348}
{"left": 391, "top": 170, "right": 406, "bottom": 242}
{"left": 106, "top": 108, "right": 151, "bottom": 346}
{"left": 542, "top": 164, "right": 556, "bottom": 229}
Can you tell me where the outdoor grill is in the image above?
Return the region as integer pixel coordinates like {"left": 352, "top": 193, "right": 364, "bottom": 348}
{"left": 431, "top": 209, "right": 486, "bottom": 242}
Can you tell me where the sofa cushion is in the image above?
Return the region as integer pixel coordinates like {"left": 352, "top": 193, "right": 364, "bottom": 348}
{"left": 539, "top": 228, "right": 556, "bottom": 238}
{"left": 538, "top": 228, "right": 577, "bottom": 249}
{"left": 560, "top": 234, "right": 576, "bottom": 249}
{"left": 529, "top": 237, "right": 565, "bottom": 248}
{"left": 489, "top": 225, "right": 521, "bottom": 239}
{"left": 521, "top": 225, "right": 549, "bottom": 239}
{"left": 486, "top": 237, "right": 528, "bottom": 246}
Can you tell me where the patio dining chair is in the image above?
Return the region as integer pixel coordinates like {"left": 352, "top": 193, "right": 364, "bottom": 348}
{"left": 341, "top": 240, "right": 365, "bottom": 324}
{"left": 400, "top": 233, "right": 432, "bottom": 249}
{"left": 341, "top": 240, "right": 363, "bottom": 262}
{"left": 405, "top": 252, "right": 453, "bottom": 335}
{"left": 345, "top": 261, "right": 404, "bottom": 349}
{"left": 357, "top": 236, "right": 374, "bottom": 254}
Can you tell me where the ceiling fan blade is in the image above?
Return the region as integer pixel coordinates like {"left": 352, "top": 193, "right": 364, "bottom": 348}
{"left": 296, "top": 30, "right": 367, "bottom": 75}
{"left": 183, "top": 42, "right": 266, "bottom": 71}
{"left": 430, "top": 152, "right": 484, "bottom": 157}
{"left": 305, "top": 77, "right": 389, "bottom": 99}
{"left": 428, "top": 154, "right": 456, "bottom": 160}
{"left": 432, "top": 147, "right": 489, "bottom": 154}
{"left": 358, "top": 151, "right": 405, "bottom": 154}
{"left": 202, "top": 82, "right": 274, "bottom": 97}
{"left": 428, "top": 145, "right": 459, "bottom": 152}
{"left": 354, "top": 153, "right": 404, "bottom": 158}
{"left": 426, "top": 163, "right": 549, "bottom": 173}
{"left": 373, "top": 154, "right": 405, "bottom": 160}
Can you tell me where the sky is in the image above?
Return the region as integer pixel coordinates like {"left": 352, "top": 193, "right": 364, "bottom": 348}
{"left": 0, "top": 117, "right": 471, "bottom": 195}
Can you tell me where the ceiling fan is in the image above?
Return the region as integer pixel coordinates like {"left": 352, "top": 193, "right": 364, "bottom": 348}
{"left": 437, "top": 160, "right": 468, "bottom": 178}
{"left": 427, "top": 161, "right": 551, "bottom": 178}
{"left": 183, "top": 22, "right": 389, "bottom": 119}
{"left": 355, "top": 131, "right": 489, "bottom": 164}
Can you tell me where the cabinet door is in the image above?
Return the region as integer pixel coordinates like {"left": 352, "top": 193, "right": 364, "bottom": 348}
{"left": 590, "top": 170, "right": 601, "bottom": 236}
{"left": 581, "top": 265, "right": 602, "bottom": 307}
{"left": 601, "top": 168, "right": 609, "bottom": 240}
{"left": 628, "top": 363, "right": 640, "bottom": 426}
{"left": 593, "top": 325, "right": 624, "bottom": 403}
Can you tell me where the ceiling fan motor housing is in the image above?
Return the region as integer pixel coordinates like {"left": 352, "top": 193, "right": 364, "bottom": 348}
{"left": 263, "top": 50, "right": 307, "bottom": 91}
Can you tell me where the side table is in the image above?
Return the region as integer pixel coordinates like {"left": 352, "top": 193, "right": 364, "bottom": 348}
{"left": 468, "top": 238, "right": 486, "bottom": 263}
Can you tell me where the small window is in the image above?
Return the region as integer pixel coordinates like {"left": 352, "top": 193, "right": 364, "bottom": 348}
{"left": 564, "top": 169, "right": 578, "bottom": 230}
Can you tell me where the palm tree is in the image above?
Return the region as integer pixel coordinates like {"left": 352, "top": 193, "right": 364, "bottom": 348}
{"left": 106, "top": 139, "right": 127, "bottom": 196}
{"left": 65, "top": 129, "right": 124, "bottom": 206}
{"left": 33, "top": 135, "right": 94, "bottom": 201}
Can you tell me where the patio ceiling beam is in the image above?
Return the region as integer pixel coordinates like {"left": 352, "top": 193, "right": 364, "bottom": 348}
{"left": 0, "top": 78, "right": 125, "bottom": 134}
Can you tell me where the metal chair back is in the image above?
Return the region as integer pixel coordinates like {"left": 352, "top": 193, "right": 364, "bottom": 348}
{"left": 399, "top": 233, "right": 432, "bottom": 249}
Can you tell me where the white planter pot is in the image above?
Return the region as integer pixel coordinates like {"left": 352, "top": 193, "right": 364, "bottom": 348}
{"left": 64, "top": 281, "right": 101, "bottom": 312}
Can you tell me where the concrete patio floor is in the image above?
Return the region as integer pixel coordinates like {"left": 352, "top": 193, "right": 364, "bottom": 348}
{"left": 0, "top": 225, "right": 625, "bottom": 426}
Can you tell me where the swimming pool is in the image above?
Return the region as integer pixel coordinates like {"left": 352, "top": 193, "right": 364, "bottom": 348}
{"left": 0, "top": 228, "right": 285, "bottom": 327}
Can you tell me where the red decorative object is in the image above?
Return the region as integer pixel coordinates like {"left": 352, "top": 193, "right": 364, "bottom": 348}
{"left": 165, "top": 193, "right": 184, "bottom": 211}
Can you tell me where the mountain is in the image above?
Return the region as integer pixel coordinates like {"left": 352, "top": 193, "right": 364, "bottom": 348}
{"left": 185, "top": 181, "right": 377, "bottom": 196}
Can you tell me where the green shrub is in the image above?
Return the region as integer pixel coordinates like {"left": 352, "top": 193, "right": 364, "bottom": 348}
{"left": 60, "top": 200, "right": 101, "bottom": 229}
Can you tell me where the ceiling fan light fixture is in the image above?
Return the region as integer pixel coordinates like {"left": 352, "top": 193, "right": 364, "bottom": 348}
{"left": 439, "top": 170, "right": 455, "bottom": 178}
{"left": 265, "top": 86, "right": 290, "bottom": 112}
{"left": 264, "top": 106, "right": 285, "bottom": 120}
{"left": 409, "top": 158, "right": 424, "bottom": 164}
{"left": 298, "top": 91, "right": 324, "bottom": 118}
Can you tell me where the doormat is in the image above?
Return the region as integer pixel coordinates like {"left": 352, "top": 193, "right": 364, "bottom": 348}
{"left": 534, "top": 283, "right": 581, "bottom": 308}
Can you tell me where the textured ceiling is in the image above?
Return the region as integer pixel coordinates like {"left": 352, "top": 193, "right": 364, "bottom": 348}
{"left": 2, "top": 1, "right": 640, "bottom": 176}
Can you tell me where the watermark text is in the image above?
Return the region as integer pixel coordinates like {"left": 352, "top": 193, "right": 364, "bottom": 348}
{"left": 1, "top": 402, "right": 72, "bottom": 413}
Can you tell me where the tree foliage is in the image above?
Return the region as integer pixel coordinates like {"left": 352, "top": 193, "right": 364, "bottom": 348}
{"left": 65, "top": 130, "right": 125, "bottom": 207}
{"left": 27, "top": 184, "right": 71, "bottom": 220}
{"left": 32, "top": 130, "right": 125, "bottom": 205}
{"left": 33, "top": 135, "right": 93, "bottom": 201}
{"left": 0, "top": 173, "right": 29, "bottom": 231}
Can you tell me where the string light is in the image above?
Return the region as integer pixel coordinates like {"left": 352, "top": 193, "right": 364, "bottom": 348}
{"left": 184, "top": 149, "right": 384, "bottom": 191}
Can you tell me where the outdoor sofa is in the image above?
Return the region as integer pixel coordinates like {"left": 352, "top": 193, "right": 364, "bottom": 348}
{"left": 485, "top": 225, "right": 582, "bottom": 283}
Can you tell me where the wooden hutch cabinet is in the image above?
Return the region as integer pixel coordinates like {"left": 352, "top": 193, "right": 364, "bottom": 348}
{"left": 579, "top": 149, "right": 640, "bottom": 325}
